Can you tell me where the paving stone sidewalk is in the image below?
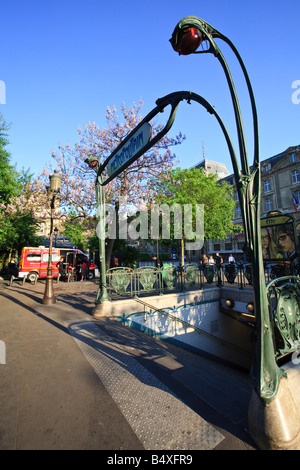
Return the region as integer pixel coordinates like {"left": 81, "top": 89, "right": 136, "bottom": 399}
{"left": 0, "top": 278, "right": 256, "bottom": 450}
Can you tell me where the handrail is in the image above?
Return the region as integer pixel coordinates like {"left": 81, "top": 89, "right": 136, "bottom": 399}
{"left": 106, "top": 283, "right": 253, "bottom": 356}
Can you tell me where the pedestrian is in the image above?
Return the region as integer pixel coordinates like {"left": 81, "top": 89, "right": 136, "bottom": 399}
{"left": 215, "top": 252, "right": 223, "bottom": 267}
{"left": 56, "top": 257, "right": 65, "bottom": 280}
{"left": 152, "top": 254, "right": 163, "bottom": 269}
{"left": 152, "top": 254, "right": 164, "bottom": 288}
{"left": 81, "top": 258, "right": 89, "bottom": 281}
{"left": 228, "top": 253, "right": 235, "bottom": 264}
{"left": 8, "top": 258, "right": 19, "bottom": 278}
{"left": 208, "top": 255, "right": 215, "bottom": 265}
{"left": 201, "top": 254, "right": 208, "bottom": 265}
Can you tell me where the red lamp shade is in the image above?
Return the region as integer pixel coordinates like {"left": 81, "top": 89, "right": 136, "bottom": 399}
{"left": 88, "top": 160, "right": 98, "bottom": 169}
{"left": 177, "top": 27, "right": 203, "bottom": 55}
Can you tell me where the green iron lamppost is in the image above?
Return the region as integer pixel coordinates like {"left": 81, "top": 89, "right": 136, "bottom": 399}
{"left": 85, "top": 155, "right": 111, "bottom": 315}
{"left": 42, "top": 169, "right": 62, "bottom": 305}
{"left": 170, "top": 16, "right": 300, "bottom": 448}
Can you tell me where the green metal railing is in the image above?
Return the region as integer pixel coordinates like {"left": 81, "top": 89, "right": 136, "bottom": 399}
{"left": 106, "top": 261, "right": 300, "bottom": 298}
{"left": 107, "top": 263, "right": 219, "bottom": 297}
{"left": 107, "top": 264, "right": 300, "bottom": 369}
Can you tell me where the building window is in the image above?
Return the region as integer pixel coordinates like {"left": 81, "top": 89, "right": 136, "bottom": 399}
{"left": 292, "top": 169, "right": 300, "bottom": 184}
{"left": 234, "top": 191, "right": 239, "bottom": 201}
{"left": 264, "top": 163, "right": 271, "bottom": 172}
{"left": 295, "top": 190, "right": 300, "bottom": 202}
{"left": 266, "top": 198, "right": 273, "bottom": 212}
{"left": 264, "top": 180, "right": 271, "bottom": 192}
{"left": 214, "top": 243, "right": 221, "bottom": 251}
{"left": 235, "top": 206, "right": 241, "bottom": 218}
{"left": 290, "top": 153, "right": 296, "bottom": 163}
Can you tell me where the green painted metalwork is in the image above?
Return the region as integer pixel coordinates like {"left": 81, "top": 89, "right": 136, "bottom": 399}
{"left": 170, "top": 16, "right": 283, "bottom": 404}
{"left": 162, "top": 264, "right": 177, "bottom": 289}
{"left": 108, "top": 267, "right": 132, "bottom": 294}
{"left": 224, "top": 264, "right": 237, "bottom": 284}
{"left": 138, "top": 266, "right": 157, "bottom": 292}
{"left": 203, "top": 265, "right": 215, "bottom": 284}
{"left": 184, "top": 265, "right": 197, "bottom": 287}
{"left": 92, "top": 15, "right": 300, "bottom": 404}
{"left": 95, "top": 173, "right": 111, "bottom": 304}
{"left": 106, "top": 264, "right": 198, "bottom": 296}
{"left": 84, "top": 155, "right": 110, "bottom": 305}
{"left": 267, "top": 276, "right": 300, "bottom": 360}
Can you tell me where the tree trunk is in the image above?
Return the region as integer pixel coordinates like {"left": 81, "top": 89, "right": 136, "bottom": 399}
{"left": 181, "top": 237, "right": 185, "bottom": 266}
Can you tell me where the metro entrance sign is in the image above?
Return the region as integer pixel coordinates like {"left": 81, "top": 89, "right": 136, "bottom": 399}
{"left": 98, "top": 92, "right": 194, "bottom": 185}
{"left": 98, "top": 91, "right": 226, "bottom": 186}
{"left": 107, "top": 122, "right": 151, "bottom": 179}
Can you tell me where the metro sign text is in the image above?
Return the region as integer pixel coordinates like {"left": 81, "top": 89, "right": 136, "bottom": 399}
{"left": 107, "top": 123, "right": 151, "bottom": 178}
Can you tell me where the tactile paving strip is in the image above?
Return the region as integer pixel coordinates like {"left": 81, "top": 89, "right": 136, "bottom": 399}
{"left": 67, "top": 318, "right": 225, "bottom": 450}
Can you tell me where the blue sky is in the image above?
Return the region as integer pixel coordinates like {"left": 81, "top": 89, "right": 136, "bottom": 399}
{"left": 1, "top": 0, "right": 299, "bottom": 177}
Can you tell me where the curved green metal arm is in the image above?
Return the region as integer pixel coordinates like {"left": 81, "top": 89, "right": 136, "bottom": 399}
{"left": 170, "top": 17, "right": 283, "bottom": 404}
{"left": 170, "top": 16, "right": 259, "bottom": 173}
{"left": 100, "top": 90, "right": 239, "bottom": 186}
{"left": 98, "top": 95, "right": 181, "bottom": 185}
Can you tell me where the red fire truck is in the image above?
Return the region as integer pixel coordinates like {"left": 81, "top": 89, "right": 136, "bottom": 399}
{"left": 18, "top": 247, "right": 96, "bottom": 283}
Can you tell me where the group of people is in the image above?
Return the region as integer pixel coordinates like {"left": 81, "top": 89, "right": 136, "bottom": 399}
{"left": 151, "top": 252, "right": 237, "bottom": 268}
{"left": 56, "top": 256, "right": 89, "bottom": 281}
{"left": 200, "top": 252, "right": 235, "bottom": 266}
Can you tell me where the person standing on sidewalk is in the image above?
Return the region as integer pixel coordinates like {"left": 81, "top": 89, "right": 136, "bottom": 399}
{"left": 81, "top": 258, "right": 89, "bottom": 281}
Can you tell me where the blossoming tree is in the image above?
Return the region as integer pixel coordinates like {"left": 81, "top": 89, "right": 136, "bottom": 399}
{"left": 44, "top": 99, "right": 185, "bottom": 264}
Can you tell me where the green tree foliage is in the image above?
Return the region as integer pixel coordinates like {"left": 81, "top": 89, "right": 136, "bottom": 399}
{"left": 0, "top": 115, "right": 18, "bottom": 204}
{"left": 63, "top": 210, "right": 99, "bottom": 252}
{"left": 153, "top": 167, "right": 239, "bottom": 242}
{"left": 64, "top": 222, "right": 86, "bottom": 252}
{"left": 63, "top": 216, "right": 87, "bottom": 252}
{"left": 0, "top": 114, "right": 40, "bottom": 258}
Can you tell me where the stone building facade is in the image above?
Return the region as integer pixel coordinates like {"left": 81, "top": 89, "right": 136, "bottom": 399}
{"left": 206, "top": 145, "right": 300, "bottom": 261}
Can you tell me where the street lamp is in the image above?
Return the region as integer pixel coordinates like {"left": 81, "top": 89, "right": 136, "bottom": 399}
{"left": 54, "top": 227, "right": 58, "bottom": 247}
{"left": 171, "top": 25, "right": 203, "bottom": 55}
{"left": 42, "top": 169, "right": 62, "bottom": 305}
{"left": 84, "top": 155, "right": 111, "bottom": 316}
{"left": 170, "top": 16, "right": 300, "bottom": 449}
